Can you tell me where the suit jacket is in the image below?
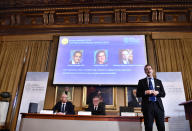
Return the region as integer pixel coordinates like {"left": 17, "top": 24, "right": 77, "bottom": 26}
{"left": 136, "top": 78, "right": 166, "bottom": 112}
{"left": 86, "top": 102, "right": 106, "bottom": 115}
{"left": 53, "top": 101, "right": 75, "bottom": 115}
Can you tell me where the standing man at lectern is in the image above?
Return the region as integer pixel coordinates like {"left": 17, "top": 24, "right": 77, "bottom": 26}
{"left": 53, "top": 94, "right": 75, "bottom": 115}
{"left": 137, "top": 64, "right": 166, "bottom": 131}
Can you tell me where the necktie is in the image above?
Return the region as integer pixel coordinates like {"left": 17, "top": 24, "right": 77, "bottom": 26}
{"left": 61, "top": 103, "right": 66, "bottom": 113}
{"left": 148, "top": 78, "right": 156, "bottom": 102}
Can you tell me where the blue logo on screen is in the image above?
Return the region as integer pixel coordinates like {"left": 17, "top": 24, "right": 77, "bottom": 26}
{"left": 123, "top": 37, "right": 141, "bottom": 45}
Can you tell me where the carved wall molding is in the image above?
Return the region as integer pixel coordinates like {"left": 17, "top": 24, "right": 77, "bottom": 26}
{"left": 1, "top": 0, "right": 192, "bottom": 8}
{"left": 0, "top": 1, "right": 192, "bottom": 35}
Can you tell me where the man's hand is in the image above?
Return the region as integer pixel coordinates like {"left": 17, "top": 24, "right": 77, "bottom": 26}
{"left": 56, "top": 112, "right": 65, "bottom": 115}
{"left": 145, "top": 90, "right": 153, "bottom": 95}
{"left": 152, "top": 91, "right": 159, "bottom": 96}
{"left": 145, "top": 90, "right": 159, "bottom": 96}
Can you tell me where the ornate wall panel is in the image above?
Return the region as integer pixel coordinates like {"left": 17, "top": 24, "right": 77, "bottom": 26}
{"left": 0, "top": 0, "right": 192, "bottom": 35}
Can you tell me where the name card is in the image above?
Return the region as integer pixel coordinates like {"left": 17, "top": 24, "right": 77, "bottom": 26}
{"left": 78, "top": 111, "right": 92, "bottom": 116}
{"left": 137, "top": 113, "right": 143, "bottom": 117}
{"left": 121, "top": 112, "right": 137, "bottom": 116}
{"left": 40, "top": 110, "right": 53, "bottom": 114}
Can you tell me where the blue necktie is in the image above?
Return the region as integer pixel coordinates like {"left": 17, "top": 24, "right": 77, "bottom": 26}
{"left": 148, "top": 78, "right": 156, "bottom": 102}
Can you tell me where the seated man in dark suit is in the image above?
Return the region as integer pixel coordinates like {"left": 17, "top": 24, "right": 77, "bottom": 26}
{"left": 86, "top": 96, "right": 106, "bottom": 115}
{"left": 53, "top": 94, "right": 75, "bottom": 115}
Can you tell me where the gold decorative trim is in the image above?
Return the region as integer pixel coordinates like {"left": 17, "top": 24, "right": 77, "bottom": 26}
{"left": 54, "top": 86, "right": 58, "bottom": 105}
{"left": 1, "top": 4, "right": 192, "bottom": 13}
{"left": 125, "top": 87, "right": 128, "bottom": 106}
{"left": 82, "top": 86, "right": 87, "bottom": 108}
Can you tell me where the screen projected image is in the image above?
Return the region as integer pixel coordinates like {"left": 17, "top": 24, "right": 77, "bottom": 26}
{"left": 94, "top": 50, "right": 108, "bottom": 65}
{"left": 119, "top": 49, "right": 133, "bottom": 64}
{"left": 53, "top": 35, "right": 147, "bottom": 85}
{"left": 69, "top": 50, "right": 83, "bottom": 65}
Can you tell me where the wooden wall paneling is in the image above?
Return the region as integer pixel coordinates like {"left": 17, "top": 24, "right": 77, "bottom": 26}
{"left": 0, "top": 41, "right": 28, "bottom": 130}
{"left": 126, "top": 10, "right": 151, "bottom": 23}
{"left": 78, "top": 10, "right": 84, "bottom": 24}
{"left": 189, "top": 9, "right": 192, "bottom": 22}
{"left": 152, "top": 32, "right": 192, "bottom": 39}
{"left": 84, "top": 9, "right": 90, "bottom": 24}
{"left": 181, "top": 39, "right": 192, "bottom": 100}
{"left": 7, "top": 40, "right": 52, "bottom": 131}
{"left": 90, "top": 10, "right": 114, "bottom": 24}
{"left": 114, "top": 9, "right": 120, "bottom": 24}
{"left": 145, "top": 35, "right": 157, "bottom": 74}
{"left": 153, "top": 39, "right": 192, "bottom": 101}
{"left": 44, "top": 36, "right": 58, "bottom": 109}
{"left": 120, "top": 9, "right": 126, "bottom": 23}
{"left": 164, "top": 9, "right": 188, "bottom": 23}
{"left": 1, "top": 0, "right": 192, "bottom": 8}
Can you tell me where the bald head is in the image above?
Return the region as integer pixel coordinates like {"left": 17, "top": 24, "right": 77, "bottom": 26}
{"left": 61, "top": 93, "right": 68, "bottom": 103}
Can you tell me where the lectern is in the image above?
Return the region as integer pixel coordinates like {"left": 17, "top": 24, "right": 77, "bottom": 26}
{"left": 179, "top": 100, "right": 192, "bottom": 120}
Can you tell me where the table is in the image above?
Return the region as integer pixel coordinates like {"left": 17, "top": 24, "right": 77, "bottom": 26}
{"left": 20, "top": 113, "right": 169, "bottom": 131}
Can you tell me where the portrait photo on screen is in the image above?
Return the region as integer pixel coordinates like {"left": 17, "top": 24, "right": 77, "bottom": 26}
{"left": 69, "top": 50, "right": 83, "bottom": 65}
{"left": 94, "top": 50, "right": 108, "bottom": 65}
{"left": 53, "top": 35, "right": 147, "bottom": 85}
{"left": 119, "top": 49, "right": 133, "bottom": 64}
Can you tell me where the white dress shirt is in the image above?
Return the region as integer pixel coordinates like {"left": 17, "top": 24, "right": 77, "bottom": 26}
{"left": 94, "top": 106, "right": 98, "bottom": 111}
{"left": 122, "top": 60, "right": 129, "bottom": 64}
